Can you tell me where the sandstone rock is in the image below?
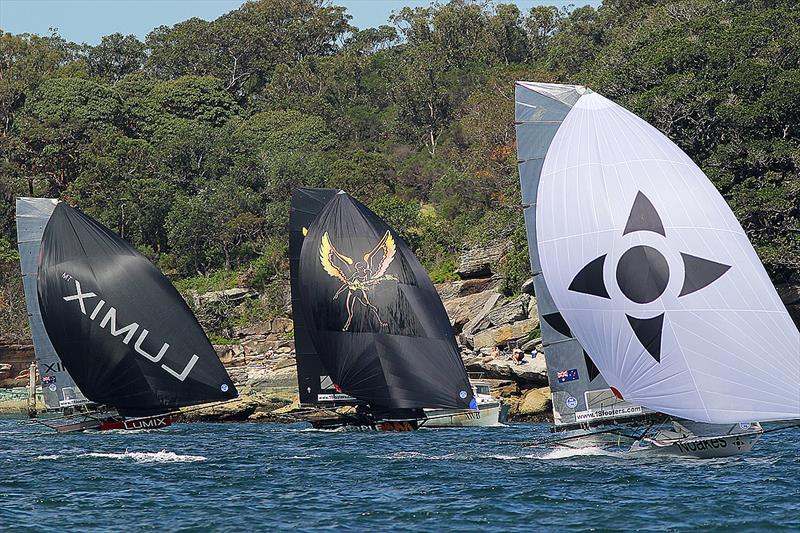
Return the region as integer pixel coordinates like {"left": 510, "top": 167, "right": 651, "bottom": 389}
{"left": 180, "top": 396, "right": 259, "bottom": 422}
{"left": 471, "top": 318, "right": 539, "bottom": 350}
{"left": 462, "top": 292, "right": 502, "bottom": 335}
{"left": 493, "top": 381, "right": 520, "bottom": 398}
{"left": 483, "top": 294, "right": 530, "bottom": 328}
{"left": 443, "top": 289, "right": 499, "bottom": 332}
{"left": 464, "top": 352, "right": 547, "bottom": 387}
{"left": 515, "top": 387, "right": 551, "bottom": 416}
{"left": 435, "top": 282, "right": 461, "bottom": 301}
{"left": 520, "top": 277, "right": 535, "bottom": 295}
{"left": 520, "top": 336, "right": 543, "bottom": 353}
{"left": 236, "top": 318, "right": 294, "bottom": 338}
{"left": 455, "top": 241, "right": 511, "bottom": 279}
{"left": 457, "top": 277, "right": 501, "bottom": 296}
{"left": 527, "top": 297, "right": 538, "bottom": 323}
{"left": 198, "top": 287, "right": 258, "bottom": 305}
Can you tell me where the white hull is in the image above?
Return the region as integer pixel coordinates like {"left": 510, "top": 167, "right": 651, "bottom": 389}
{"left": 552, "top": 421, "right": 762, "bottom": 458}
{"left": 629, "top": 431, "right": 761, "bottom": 458}
{"left": 423, "top": 401, "right": 503, "bottom": 427}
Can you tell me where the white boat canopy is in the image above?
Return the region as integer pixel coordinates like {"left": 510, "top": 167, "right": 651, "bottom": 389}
{"left": 516, "top": 81, "right": 800, "bottom": 424}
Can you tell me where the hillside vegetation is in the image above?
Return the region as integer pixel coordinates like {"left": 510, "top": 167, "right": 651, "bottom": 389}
{"left": 1, "top": 0, "right": 798, "bottom": 341}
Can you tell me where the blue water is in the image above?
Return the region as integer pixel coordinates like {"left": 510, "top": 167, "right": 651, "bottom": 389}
{"left": 1, "top": 419, "right": 798, "bottom": 532}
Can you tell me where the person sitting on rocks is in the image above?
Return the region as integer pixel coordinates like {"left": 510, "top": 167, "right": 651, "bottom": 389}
{"left": 482, "top": 346, "right": 501, "bottom": 364}
{"left": 512, "top": 348, "right": 525, "bottom": 365}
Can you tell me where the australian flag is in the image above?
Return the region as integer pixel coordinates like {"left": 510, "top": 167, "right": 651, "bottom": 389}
{"left": 557, "top": 369, "right": 579, "bottom": 383}
{"left": 42, "top": 375, "right": 56, "bottom": 385}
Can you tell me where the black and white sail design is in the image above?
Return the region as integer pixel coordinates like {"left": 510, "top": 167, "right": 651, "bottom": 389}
{"left": 515, "top": 82, "right": 800, "bottom": 424}
{"left": 294, "top": 189, "right": 475, "bottom": 411}
{"left": 36, "top": 202, "right": 237, "bottom": 416}
{"left": 16, "top": 198, "right": 88, "bottom": 410}
{"left": 290, "top": 188, "right": 359, "bottom": 405}
{"left": 514, "top": 95, "right": 649, "bottom": 428}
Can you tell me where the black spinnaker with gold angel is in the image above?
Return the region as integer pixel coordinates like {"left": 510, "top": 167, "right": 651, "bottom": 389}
{"left": 292, "top": 189, "right": 475, "bottom": 423}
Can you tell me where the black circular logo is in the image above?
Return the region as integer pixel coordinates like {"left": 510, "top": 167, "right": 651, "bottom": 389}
{"left": 616, "top": 245, "right": 669, "bottom": 304}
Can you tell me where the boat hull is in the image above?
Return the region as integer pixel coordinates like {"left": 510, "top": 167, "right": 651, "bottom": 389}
{"left": 423, "top": 401, "right": 504, "bottom": 427}
{"left": 309, "top": 415, "right": 419, "bottom": 432}
{"left": 550, "top": 420, "right": 763, "bottom": 458}
{"left": 631, "top": 432, "right": 762, "bottom": 458}
{"left": 99, "top": 414, "right": 177, "bottom": 431}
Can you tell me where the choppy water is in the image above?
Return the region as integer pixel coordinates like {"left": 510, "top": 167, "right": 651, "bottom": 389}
{"left": 0, "top": 419, "right": 798, "bottom": 532}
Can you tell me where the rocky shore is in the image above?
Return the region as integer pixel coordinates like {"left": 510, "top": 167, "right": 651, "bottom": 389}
{"left": 3, "top": 241, "right": 800, "bottom": 423}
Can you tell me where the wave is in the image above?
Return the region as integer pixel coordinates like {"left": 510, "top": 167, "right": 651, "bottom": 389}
{"left": 532, "top": 446, "right": 622, "bottom": 460}
{"left": 78, "top": 450, "right": 207, "bottom": 463}
{"left": 35, "top": 454, "right": 63, "bottom": 460}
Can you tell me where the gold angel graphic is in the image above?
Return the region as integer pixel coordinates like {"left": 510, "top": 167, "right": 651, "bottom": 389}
{"left": 318, "top": 230, "right": 398, "bottom": 331}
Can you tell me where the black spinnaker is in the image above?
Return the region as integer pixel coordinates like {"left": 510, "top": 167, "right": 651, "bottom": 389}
{"left": 295, "top": 190, "right": 475, "bottom": 411}
{"left": 37, "top": 203, "right": 238, "bottom": 417}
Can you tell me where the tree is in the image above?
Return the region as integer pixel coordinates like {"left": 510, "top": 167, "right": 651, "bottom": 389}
{"left": 14, "top": 77, "right": 121, "bottom": 193}
{"left": 85, "top": 33, "right": 146, "bottom": 82}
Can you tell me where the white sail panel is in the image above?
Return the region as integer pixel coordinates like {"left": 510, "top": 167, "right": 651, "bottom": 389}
{"left": 532, "top": 89, "right": 799, "bottom": 424}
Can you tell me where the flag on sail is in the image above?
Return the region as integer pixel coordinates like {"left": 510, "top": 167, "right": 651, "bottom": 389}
{"left": 515, "top": 81, "right": 800, "bottom": 424}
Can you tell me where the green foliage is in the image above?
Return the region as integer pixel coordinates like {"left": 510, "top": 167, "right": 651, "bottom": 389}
{"left": 428, "top": 257, "right": 460, "bottom": 284}
{"left": 1, "top": 0, "right": 799, "bottom": 341}
{"left": 173, "top": 269, "right": 239, "bottom": 295}
{"left": 246, "top": 238, "right": 288, "bottom": 291}
{"left": 0, "top": 236, "right": 19, "bottom": 264}
{"left": 499, "top": 221, "right": 532, "bottom": 296}
{"left": 85, "top": 33, "right": 146, "bottom": 82}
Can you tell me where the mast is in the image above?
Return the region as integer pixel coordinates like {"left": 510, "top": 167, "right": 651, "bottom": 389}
{"left": 514, "top": 85, "right": 650, "bottom": 429}
{"left": 294, "top": 189, "right": 475, "bottom": 411}
{"left": 15, "top": 198, "right": 89, "bottom": 411}
{"left": 36, "top": 202, "right": 238, "bottom": 416}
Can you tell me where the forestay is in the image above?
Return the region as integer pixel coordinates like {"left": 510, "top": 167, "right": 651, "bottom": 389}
{"left": 516, "top": 81, "right": 800, "bottom": 424}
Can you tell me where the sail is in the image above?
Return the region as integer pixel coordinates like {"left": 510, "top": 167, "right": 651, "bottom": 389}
{"left": 295, "top": 190, "right": 474, "bottom": 410}
{"left": 290, "top": 187, "right": 359, "bottom": 406}
{"left": 515, "top": 87, "right": 649, "bottom": 428}
{"left": 37, "top": 202, "right": 237, "bottom": 416}
{"left": 515, "top": 81, "right": 800, "bottom": 424}
{"left": 16, "top": 198, "right": 89, "bottom": 410}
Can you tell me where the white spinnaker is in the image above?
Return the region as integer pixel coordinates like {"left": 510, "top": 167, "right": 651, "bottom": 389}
{"left": 533, "top": 87, "right": 800, "bottom": 424}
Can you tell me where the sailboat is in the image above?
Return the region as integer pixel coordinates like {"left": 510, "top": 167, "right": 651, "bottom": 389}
{"left": 514, "top": 82, "right": 799, "bottom": 457}
{"left": 15, "top": 198, "right": 238, "bottom": 432}
{"left": 289, "top": 188, "right": 500, "bottom": 430}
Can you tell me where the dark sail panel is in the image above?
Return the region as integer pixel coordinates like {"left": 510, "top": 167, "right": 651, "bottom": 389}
{"left": 290, "top": 188, "right": 359, "bottom": 406}
{"left": 37, "top": 203, "right": 237, "bottom": 416}
{"left": 296, "top": 191, "right": 473, "bottom": 410}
